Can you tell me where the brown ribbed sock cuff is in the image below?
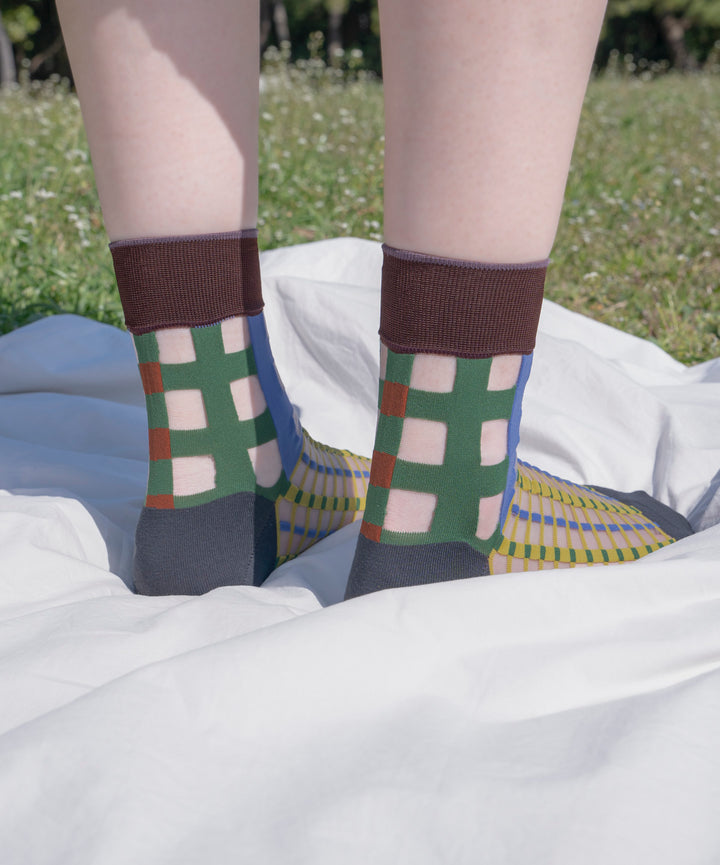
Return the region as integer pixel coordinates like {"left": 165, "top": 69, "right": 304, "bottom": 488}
{"left": 110, "top": 230, "right": 263, "bottom": 334}
{"left": 380, "top": 244, "right": 547, "bottom": 358}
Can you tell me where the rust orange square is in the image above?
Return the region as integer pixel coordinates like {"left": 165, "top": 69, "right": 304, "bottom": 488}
{"left": 148, "top": 427, "right": 172, "bottom": 461}
{"left": 380, "top": 380, "right": 408, "bottom": 417}
{"left": 145, "top": 496, "right": 175, "bottom": 510}
{"left": 145, "top": 494, "right": 174, "bottom": 509}
{"left": 369, "top": 451, "right": 396, "bottom": 488}
{"left": 360, "top": 520, "right": 382, "bottom": 542}
{"left": 139, "top": 362, "right": 163, "bottom": 395}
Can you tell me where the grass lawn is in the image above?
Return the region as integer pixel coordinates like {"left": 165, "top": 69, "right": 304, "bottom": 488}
{"left": 0, "top": 67, "right": 718, "bottom": 364}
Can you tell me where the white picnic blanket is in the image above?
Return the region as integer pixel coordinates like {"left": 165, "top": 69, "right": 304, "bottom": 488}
{"left": 0, "top": 238, "right": 718, "bottom": 865}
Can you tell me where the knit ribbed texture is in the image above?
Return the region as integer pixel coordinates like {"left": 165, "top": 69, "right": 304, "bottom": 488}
{"left": 110, "top": 230, "right": 263, "bottom": 334}
{"left": 380, "top": 244, "right": 547, "bottom": 358}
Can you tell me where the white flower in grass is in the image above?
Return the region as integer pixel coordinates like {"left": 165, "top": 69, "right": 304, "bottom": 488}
{"left": 35, "top": 188, "right": 56, "bottom": 200}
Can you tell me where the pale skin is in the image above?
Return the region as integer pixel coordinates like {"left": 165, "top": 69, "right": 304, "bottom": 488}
{"left": 55, "top": 0, "right": 608, "bottom": 541}
{"left": 55, "top": 0, "right": 260, "bottom": 239}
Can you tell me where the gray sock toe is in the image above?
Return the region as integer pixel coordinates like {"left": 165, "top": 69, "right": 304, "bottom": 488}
{"left": 589, "top": 486, "right": 694, "bottom": 542}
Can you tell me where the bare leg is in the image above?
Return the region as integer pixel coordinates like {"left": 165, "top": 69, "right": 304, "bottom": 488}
{"left": 56, "top": 0, "right": 259, "bottom": 240}
{"left": 346, "top": 0, "right": 688, "bottom": 598}
{"left": 381, "top": 0, "right": 608, "bottom": 262}
{"left": 57, "top": 2, "right": 371, "bottom": 594}
{"left": 381, "top": 0, "right": 607, "bottom": 531}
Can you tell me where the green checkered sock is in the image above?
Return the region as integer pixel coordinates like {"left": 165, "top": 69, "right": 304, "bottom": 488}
{"left": 345, "top": 245, "right": 691, "bottom": 598}
{"left": 111, "top": 230, "right": 370, "bottom": 595}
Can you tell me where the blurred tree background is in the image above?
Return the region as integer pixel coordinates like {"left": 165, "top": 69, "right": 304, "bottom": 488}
{"left": 2, "top": 0, "right": 720, "bottom": 87}
{"left": 599, "top": 0, "right": 720, "bottom": 70}
{"left": 0, "top": 0, "right": 65, "bottom": 84}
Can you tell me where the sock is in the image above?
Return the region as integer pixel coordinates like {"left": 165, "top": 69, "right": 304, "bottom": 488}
{"left": 111, "top": 230, "right": 370, "bottom": 595}
{"left": 345, "top": 245, "right": 692, "bottom": 598}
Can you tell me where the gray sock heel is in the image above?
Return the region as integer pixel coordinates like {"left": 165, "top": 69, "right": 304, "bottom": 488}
{"left": 134, "top": 493, "right": 277, "bottom": 596}
{"left": 345, "top": 535, "right": 490, "bottom": 600}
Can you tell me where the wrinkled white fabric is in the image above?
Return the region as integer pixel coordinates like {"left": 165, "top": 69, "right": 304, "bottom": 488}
{"left": 0, "top": 238, "right": 718, "bottom": 865}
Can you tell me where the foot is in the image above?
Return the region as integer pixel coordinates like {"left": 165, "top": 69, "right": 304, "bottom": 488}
{"left": 345, "top": 346, "right": 691, "bottom": 598}
{"left": 132, "top": 313, "right": 370, "bottom": 595}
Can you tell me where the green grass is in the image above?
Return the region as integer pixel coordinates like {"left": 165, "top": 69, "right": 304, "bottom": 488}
{"left": 1, "top": 68, "right": 718, "bottom": 363}
{"left": 555, "top": 74, "right": 720, "bottom": 364}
